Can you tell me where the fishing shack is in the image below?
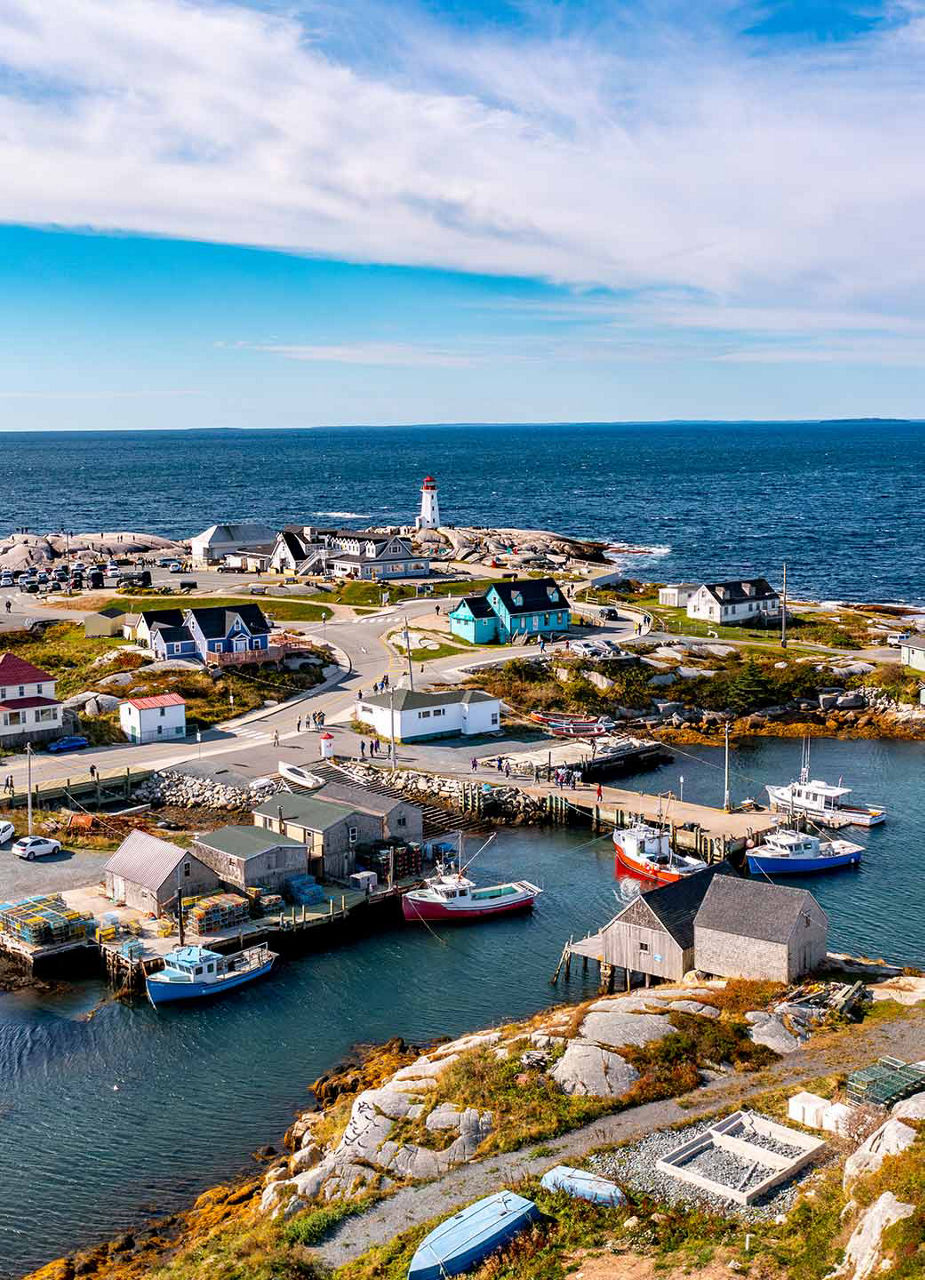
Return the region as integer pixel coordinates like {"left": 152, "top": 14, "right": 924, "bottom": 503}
{"left": 104, "top": 831, "right": 220, "bottom": 914}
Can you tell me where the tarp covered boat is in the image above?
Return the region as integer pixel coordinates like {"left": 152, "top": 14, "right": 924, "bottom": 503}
{"left": 407, "top": 1191, "right": 539, "bottom": 1280}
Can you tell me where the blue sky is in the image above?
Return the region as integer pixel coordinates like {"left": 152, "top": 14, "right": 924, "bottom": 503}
{"left": 1, "top": 0, "right": 924, "bottom": 429}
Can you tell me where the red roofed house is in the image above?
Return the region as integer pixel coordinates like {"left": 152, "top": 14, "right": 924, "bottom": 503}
{"left": 0, "top": 652, "right": 63, "bottom": 747}
{"left": 119, "top": 693, "right": 187, "bottom": 744}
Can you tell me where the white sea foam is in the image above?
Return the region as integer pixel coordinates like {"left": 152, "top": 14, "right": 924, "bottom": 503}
{"left": 314, "top": 511, "right": 368, "bottom": 519}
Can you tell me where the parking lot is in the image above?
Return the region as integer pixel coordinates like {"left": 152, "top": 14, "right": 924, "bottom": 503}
{"left": 0, "top": 839, "right": 106, "bottom": 902}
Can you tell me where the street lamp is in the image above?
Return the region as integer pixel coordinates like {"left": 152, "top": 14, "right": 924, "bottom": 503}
{"left": 679, "top": 774, "right": 684, "bottom": 803}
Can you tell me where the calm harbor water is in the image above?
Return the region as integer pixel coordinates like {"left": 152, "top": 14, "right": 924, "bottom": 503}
{"left": 1, "top": 737, "right": 923, "bottom": 1277}
{"left": 3, "top": 420, "right": 925, "bottom": 603}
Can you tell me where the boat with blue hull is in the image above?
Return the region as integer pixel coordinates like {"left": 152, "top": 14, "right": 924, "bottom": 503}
{"left": 407, "top": 1191, "right": 539, "bottom": 1280}
{"left": 146, "top": 943, "right": 276, "bottom": 1007}
{"left": 748, "top": 829, "right": 863, "bottom": 876}
{"left": 540, "top": 1165, "right": 626, "bottom": 1206}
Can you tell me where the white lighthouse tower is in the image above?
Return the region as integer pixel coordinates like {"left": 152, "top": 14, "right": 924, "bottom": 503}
{"left": 416, "top": 475, "right": 441, "bottom": 530}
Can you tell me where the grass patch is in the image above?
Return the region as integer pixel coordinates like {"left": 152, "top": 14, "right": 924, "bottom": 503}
{"left": 330, "top": 578, "right": 490, "bottom": 607}
{"left": 697, "top": 979, "right": 786, "bottom": 1016}
{"left": 0, "top": 623, "right": 138, "bottom": 698}
{"left": 283, "top": 1200, "right": 362, "bottom": 1248}
{"left": 96, "top": 594, "right": 332, "bottom": 622}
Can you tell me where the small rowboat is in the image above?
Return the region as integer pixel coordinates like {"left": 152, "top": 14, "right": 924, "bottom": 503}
{"left": 613, "top": 823, "right": 705, "bottom": 884}
{"left": 407, "top": 1191, "right": 539, "bottom": 1280}
{"left": 540, "top": 1165, "right": 626, "bottom": 1206}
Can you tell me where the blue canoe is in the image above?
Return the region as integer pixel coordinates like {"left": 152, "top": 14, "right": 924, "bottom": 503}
{"left": 540, "top": 1165, "right": 626, "bottom": 1206}
{"left": 407, "top": 1191, "right": 538, "bottom": 1280}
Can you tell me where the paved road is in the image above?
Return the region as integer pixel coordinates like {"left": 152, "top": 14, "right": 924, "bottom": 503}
{"left": 318, "top": 1004, "right": 925, "bottom": 1268}
{"left": 0, "top": 598, "right": 638, "bottom": 795}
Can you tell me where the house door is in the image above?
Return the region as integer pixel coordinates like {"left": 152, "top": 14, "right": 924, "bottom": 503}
{"left": 234, "top": 637, "right": 247, "bottom": 652}
{"left": 112, "top": 876, "right": 125, "bottom": 901}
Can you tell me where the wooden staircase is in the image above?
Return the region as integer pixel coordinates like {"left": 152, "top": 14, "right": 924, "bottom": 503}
{"left": 304, "top": 760, "right": 487, "bottom": 838}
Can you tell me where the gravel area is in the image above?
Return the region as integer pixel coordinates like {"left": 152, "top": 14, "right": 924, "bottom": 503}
{"left": 588, "top": 1120, "right": 827, "bottom": 1222}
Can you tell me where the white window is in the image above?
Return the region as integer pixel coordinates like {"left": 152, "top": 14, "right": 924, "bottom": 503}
{"left": 36, "top": 708, "right": 57, "bottom": 723}
{"left": 491, "top": 714, "right": 499, "bottom": 726}
{"left": 3, "top": 711, "right": 25, "bottom": 726}
{"left": 348, "top": 826, "right": 358, "bottom": 844}
{"left": 419, "top": 710, "right": 431, "bottom": 719}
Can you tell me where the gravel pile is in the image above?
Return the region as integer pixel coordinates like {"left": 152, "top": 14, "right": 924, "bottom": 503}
{"left": 588, "top": 1120, "right": 823, "bottom": 1222}
{"left": 682, "top": 1146, "right": 769, "bottom": 1194}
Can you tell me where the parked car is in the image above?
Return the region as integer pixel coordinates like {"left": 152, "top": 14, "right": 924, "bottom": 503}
{"left": 47, "top": 734, "right": 89, "bottom": 753}
{"left": 157, "top": 556, "right": 176, "bottom": 567}
{"left": 215, "top": 563, "right": 238, "bottom": 573}
{"left": 600, "top": 607, "right": 620, "bottom": 621}
{"left": 0, "top": 574, "right": 13, "bottom": 587}
{"left": 886, "top": 632, "right": 911, "bottom": 648}
{"left": 87, "top": 570, "right": 104, "bottom": 589}
{"left": 36, "top": 571, "right": 49, "bottom": 584}
{"left": 0, "top": 820, "right": 14, "bottom": 845}
{"left": 21, "top": 582, "right": 39, "bottom": 594}
{"left": 167, "top": 561, "right": 183, "bottom": 573}
{"left": 13, "top": 835, "right": 62, "bottom": 860}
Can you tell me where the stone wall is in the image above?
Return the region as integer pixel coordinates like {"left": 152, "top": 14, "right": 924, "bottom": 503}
{"left": 346, "top": 763, "right": 548, "bottom": 825}
{"left": 133, "top": 768, "right": 281, "bottom": 810}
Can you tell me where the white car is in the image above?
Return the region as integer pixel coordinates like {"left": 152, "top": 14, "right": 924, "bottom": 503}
{"left": 0, "top": 820, "right": 14, "bottom": 845}
{"left": 13, "top": 835, "right": 62, "bottom": 860}
{"left": 886, "top": 632, "right": 910, "bottom": 648}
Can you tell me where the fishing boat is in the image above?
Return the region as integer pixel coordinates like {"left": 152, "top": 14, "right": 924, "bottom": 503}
{"left": 530, "top": 711, "right": 615, "bottom": 737}
{"left": 747, "top": 828, "right": 863, "bottom": 875}
{"left": 766, "top": 740, "right": 886, "bottom": 827}
{"left": 539, "top": 1165, "right": 626, "bottom": 1206}
{"left": 613, "top": 822, "right": 705, "bottom": 884}
{"left": 146, "top": 943, "right": 276, "bottom": 1007}
{"left": 402, "top": 866, "right": 541, "bottom": 922}
{"left": 407, "top": 1191, "right": 539, "bottom": 1280}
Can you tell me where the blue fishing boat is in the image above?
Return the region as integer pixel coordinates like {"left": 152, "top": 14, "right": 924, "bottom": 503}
{"left": 146, "top": 943, "right": 276, "bottom": 1007}
{"left": 407, "top": 1191, "right": 539, "bottom": 1280}
{"left": 747, "top": 829, "right": 863, "bottom": 876}
{"left": 539, "top": 1165, "right": 626, "bottom": 1206}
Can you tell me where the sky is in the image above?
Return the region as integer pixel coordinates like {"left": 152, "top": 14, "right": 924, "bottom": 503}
{"left": 1, "top": 0, "right": 925, "bottom": 429}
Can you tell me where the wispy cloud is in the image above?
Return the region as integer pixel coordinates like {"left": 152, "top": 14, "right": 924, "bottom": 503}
{"left": 241, "top": 340, "right": 479, "bottom": 367}
{"left": 2, "top": 0, "right": 925, "bottom": 358}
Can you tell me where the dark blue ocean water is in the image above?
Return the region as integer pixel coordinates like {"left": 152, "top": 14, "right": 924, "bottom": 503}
{"left": 3, "top": 420, "right": 925, "bottom": 602}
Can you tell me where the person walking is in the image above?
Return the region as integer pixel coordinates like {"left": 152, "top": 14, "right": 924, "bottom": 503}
{"left": 360, "top": 741, "right": 366, "bottom": 759}
{"left": 4, "top": 599, "right": 10, "bottom": 615}
{"left": 273, "top": 729, "right": 280, "bottom": 748}
{"left": 296, "top": 717, "right": 302, "bottom": 733}
{"left": 504, "top": 761, "right": 511, "bottom": 778}
{"left": 470, "top": 756, "right": 477, "bottom": 773}
{"left": 596, "top": 782, "right": 603, "bottom": 802}
{"left": 496, "top": 756, "right": 503, "bottom": 773}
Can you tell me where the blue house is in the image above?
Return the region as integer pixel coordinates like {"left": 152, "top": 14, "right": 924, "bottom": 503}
{"left": 449, "top": 577, "right": 569, "bottom": 645}
{"left": 144, "top": 604, "right": 273, "bottom": 665}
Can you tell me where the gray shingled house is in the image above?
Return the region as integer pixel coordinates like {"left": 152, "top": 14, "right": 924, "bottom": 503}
{"left": 253, "top": 784, "right": 422, "bottom": 881}
{"left": 104, "top": 830, "right": 220, "bottom": 914}
{"left": 599, "top": 864, "right": 734, "bottom": 983}
{"left": 694, "top": 876, "right": 827, "bottom": 982}
{"left": 192, "top": 826, "right": 310, "bottom": 892}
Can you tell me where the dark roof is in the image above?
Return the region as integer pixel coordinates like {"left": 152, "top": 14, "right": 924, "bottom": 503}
{"left": 105, "top": 830, "right": 194, "bottom": 891}
{"left": 153, "top": 625, "right": 193, "bottom": 645}
{"left": 0, "top": 695, "right": 59, "bottom": 711}
{"left": 456, "top": 595, "right": 494, "bottom": 619}
{"left": 188, "top": 604, "right": 271, "bottom": 638}
{"left": 279, "top": 529, "right": 309, "bottom": 559}
{"left": 195, "top": 825, "right": 305, "bottom": 859}
{"left": 254, "top": 793, "right": 358, "bottom": 831}
{"left": 488, "top": 577, "right": 565, "bottom": 615}
{"left": 98, "top": 606, "right": 124, "bottom": 619}
{"left": 695, "top": 876, "right": 825, "bottom": 944}
{"left": 315, "top": 781, "right": 411, "bottom": 816}
{"left": 0, "top": 652, "right": 54, "bottom": 686}
{"left": 139, "top": 608, "right": 186, "bottom": 629}
{"left": 613, "top": 863, "right": 737, "bottom": 949}
{"left": 701, "top": 579, "right": 778, "bottom": 604}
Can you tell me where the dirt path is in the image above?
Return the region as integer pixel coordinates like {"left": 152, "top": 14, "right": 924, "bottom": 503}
{"left": 319, "top": 1008, "right": 925, "bottom": 1269}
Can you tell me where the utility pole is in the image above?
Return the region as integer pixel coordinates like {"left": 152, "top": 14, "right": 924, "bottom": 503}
{"left": 780, "top": 561, "right": 788, "bottom": 650}
{"left": 389, "top": 686, "right": 397, "bottom": 768}
{"left": 723, "top": 722, "right": 731, "bottom": 813}
{"left": 403, "top": 622, "right": 414, "bottom": 691}
{"left": 26, "top": 743, "right": 33, "bottom": 835}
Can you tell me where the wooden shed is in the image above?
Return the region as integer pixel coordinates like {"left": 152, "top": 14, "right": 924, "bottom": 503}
{"left": 599, "top": 864, "right": 734, "bottom": 984}
{"left": 694, "top": 877, "right": 827, "bottom": 983}
{"left": 192, "top": 825, "right": 310, "bottom": 893}
{"left": 84, "top": 607, "right": 127, "bottom": 638}
{"left": 105, "top": 830, "right": 220, "bottom": 914}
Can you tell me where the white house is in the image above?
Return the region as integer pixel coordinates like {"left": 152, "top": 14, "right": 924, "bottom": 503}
{"left": 120, "top": 693, "right": 187, "bottom": 744}
{"left": 658, "top": 583, "right": 698, "bottom": 607}
{"left": 0, "top": 653, "right": 62, "bottom": 746}
{"left": 687, "top": 579, "right": 781, "bottom": 626}
{"left": 355, "top": 688, "right": 501, "bottom": 742}
{"left": 328, "top": 533, "right": 430, "bottom": 580}
{"left": 189, "top": 522, "right": 276, "bottom": 567}
{"left": 900, "top": 635, "right": 925, "bottom": 673}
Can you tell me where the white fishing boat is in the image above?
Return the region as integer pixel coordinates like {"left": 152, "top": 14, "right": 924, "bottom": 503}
{"left": 748, "top": 828, "right": 863, "bottom": 875}
{"left": 766, "top": 740, "right": 886, "bottom": 827}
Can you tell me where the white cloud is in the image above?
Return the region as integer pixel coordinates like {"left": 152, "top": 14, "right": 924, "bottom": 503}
{"left": 1, "top": 0, "right": 925, "bottom": 340}
{"left": 249, "top": 340, "right": 478, "bottom": 366}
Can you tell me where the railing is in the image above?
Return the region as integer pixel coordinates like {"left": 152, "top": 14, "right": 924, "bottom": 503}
{"left": 209, "top": 645, "right": 282, "bottom": 666}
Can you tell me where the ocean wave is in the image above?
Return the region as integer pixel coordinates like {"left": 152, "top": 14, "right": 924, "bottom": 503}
{"left": 605, "top": 543, "right": 672, "bottom": 558}
{"left": 313, "top": 511, "right": 368, "bottom": 519}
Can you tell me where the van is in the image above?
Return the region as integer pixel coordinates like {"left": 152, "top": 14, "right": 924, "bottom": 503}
{"left": 886, "top": 632, "right": 910, "bottom": 648}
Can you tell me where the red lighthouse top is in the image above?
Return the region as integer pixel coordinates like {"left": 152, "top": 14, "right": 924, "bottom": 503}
{"left": 422, "top": 475, "right": 436, "bottom": 486}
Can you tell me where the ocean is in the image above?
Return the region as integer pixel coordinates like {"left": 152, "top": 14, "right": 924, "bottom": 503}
{"left": 3, "top": 419, "right": 924, "bottom": 603}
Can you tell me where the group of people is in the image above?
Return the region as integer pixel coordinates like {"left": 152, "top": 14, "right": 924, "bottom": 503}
{"left": 359, "top": 739, "right": 384, "bottom": 759}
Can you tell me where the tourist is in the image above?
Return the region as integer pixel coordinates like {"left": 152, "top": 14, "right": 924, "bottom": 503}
{"left": 273, "top": 730, "right": 280, "bottom": 747}
{"left": 4, "top": 599, "right": 10, "bottom": 615}
{"left": 570, "top": 772, "right": 577, "bottom": 791}
{"left": 596, "top": 782, "right": 603, "bottom": 802}
{"left": 496, "top": 756, "right": 503, "bottom": 772}
{"left": 360, "top": 741, "right": 366, "bottom": 759}
{"left": 296, "top": 717, "right": 302, "bottom": 733}
{"left": 470, "top": 757, "right": 478, "bottom": 773}
{"left": 504, "top": 761, "right": 511, "bottom": 778}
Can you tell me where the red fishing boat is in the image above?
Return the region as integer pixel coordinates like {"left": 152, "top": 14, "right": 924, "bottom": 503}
{"left": 613, "top": 822, "right": 705, "bottom": 884}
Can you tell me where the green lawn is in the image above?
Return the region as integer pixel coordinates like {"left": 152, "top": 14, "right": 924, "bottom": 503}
{"left": 0, "top": 622, "right": 142, "bottom": 697}
{"left": 330, "top": 577, "right": 495, "bottom": 607}
{"left": 98, "top": 594, "right": 332, "bottom": 621}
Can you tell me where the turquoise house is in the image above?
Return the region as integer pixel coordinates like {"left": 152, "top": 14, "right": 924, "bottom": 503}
{"left": 449, "top": 577, "right": 569, "bottom": 645}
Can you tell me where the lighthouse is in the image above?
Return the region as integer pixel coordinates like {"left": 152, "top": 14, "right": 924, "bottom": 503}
{"left": 416, "top": 475, "right": 441, "bottom": 530}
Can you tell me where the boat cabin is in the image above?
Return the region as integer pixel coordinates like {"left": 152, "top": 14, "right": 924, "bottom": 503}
{"left": 163, "top": 946, "right": 223, "bottom": 981}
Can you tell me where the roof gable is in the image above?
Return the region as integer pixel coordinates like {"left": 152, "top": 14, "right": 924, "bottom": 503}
{"left": 487, "top": 577, "right": 565, "bottom": 615}
{"left": 0, "top": 652, "right": 54, "bottom": 686}
{"left": 695, "top": 876, "right": 824, "bottom": 944}
{"left": 105, "top": 830, "right": 192, "bottom": 891}
{"left": 607, "top": 863, "right": 737, "bottom": 949}
{"left": 195, "top": 825, "right": 305, "bottom": 858}
{"left": 255, "top": 793, "right": 358, "bottom": 831}
{"left": 701, "top": 579, "right": 778, "bottom": 604}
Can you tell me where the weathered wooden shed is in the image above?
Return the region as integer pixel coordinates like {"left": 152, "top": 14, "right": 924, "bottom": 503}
{"left": 599, "top": 864, "right": 734, "bottom": 983}
{"left": 192, "top": 826, "right": 309, "bottom": 893}
{"left": 694, "top": 877, "right": 827, "bottom": 983}
{"left": 105, "top": 830, "right": 220, "bottom": 914}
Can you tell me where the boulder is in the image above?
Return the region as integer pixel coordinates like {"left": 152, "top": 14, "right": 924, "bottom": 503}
{"left": 836, "top": 693, "right": 866, "bottom": 710}
{"left": 747, "top": 1013, "right": 800, "bottom": 1054}
{"left": 843, "top": 1118, "right": 917, "bottom": 1190}
{"left": 677, "top": 666, "right": 717, "bottom": 680}
{"left": 892, "top": 1089, "right": 925, "bottom": 1121}
{"left": 666, "top": 1000, "right": 720, "bottom": 1018}
{"left": 579, "top": 1009, "right": 672, "bottom": 1048}
{"left": 550, "top": 1040, "right": 639, "bottom": 1098}
{"left": 833, "top": 1192, "right": 915, "bottom": 1280}
{"left": 648, "top": 673, "right": 677, "bottom": 687}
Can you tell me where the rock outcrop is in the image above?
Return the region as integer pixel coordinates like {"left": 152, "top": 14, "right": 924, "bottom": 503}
{"left": 843, "top": 1118, "right": 917, "bottom": 1190}
{"left": 831, "top": 1192, "right": 916, "bottom": 1280}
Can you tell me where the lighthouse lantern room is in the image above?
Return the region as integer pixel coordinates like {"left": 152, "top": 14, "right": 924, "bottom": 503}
{"left": 416, "top": 475, "right": 441, "bottom": 530}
